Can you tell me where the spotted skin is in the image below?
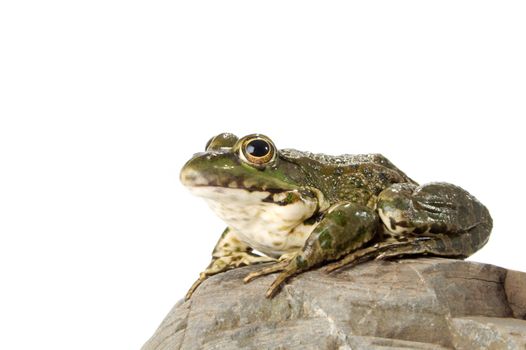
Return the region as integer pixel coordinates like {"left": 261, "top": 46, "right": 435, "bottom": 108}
{"left": 185, "top": 228, "right": 276, "bottom": 300}
{"left": 180, "top": 133, "right": 493, "bottom": 299}
{"left": 322, "top": 182, "right": 492, "bottom": 271}
{"left": 242, "top": 202, "right": 378, "bottom": 297}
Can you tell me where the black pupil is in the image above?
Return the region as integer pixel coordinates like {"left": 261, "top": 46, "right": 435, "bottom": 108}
{"left": 246, "top": 139, "right": 270, "bottom": 157}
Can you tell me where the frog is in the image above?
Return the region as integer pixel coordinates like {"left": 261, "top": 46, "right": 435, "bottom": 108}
{"left": 180, "top": 133, "right": 492, "bottom": 300}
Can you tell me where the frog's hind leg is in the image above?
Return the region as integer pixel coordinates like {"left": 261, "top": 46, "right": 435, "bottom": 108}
{"left": 326, "top": 182, "right": 492, "bottom": 272}
{"left": 378, "top": 182, "right": 492, "bottom": 254}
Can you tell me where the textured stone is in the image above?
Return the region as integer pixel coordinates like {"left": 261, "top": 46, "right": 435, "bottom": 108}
{"left": 450, "top": 317, "right": 526, "bottom": 349}
{"left": 143, "top": 258, "right": 525, "bottom": 350}
{"left": 504, "top": 269, "right": 526, "bottom": 319}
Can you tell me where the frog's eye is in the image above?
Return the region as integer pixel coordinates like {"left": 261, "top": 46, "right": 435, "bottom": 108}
{"left": 241, "top": 137, "right": 276, "bottom": 166}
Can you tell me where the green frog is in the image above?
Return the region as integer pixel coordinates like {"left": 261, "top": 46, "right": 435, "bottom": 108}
{"left": 180, "top": 133, "right": 492, "bottom": 299}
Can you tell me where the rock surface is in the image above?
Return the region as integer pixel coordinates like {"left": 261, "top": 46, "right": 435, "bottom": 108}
{"left": 142, "top": 258, "right": 526, "bottom": 350}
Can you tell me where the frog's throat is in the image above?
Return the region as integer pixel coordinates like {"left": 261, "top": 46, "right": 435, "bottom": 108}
{"left": 187, "top": 186, "right": 321, "bottom": 257}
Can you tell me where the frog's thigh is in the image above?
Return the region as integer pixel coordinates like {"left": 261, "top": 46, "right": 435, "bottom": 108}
{"left": 377, "top": 182, "right": 492, "bottom": 254}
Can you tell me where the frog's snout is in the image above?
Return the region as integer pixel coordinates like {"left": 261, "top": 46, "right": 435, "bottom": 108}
{"left": 180, "top": 167, "right": 205, "bottom": 187}
{"left": 180, "top": 155, "right": 198, "bottom": 187}
{"left": 180, "top": 152, "right": 216, "bottom": 187}
{"left": 180, "top": 149, "right": 241, "bottom": 188}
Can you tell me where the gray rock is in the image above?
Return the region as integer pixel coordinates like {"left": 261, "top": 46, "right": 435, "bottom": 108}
{"left": 451, "top": 317, "right": 526, "bottom": 349}
{"left": 142, "top": 258, "right": 526, "bottom": 350}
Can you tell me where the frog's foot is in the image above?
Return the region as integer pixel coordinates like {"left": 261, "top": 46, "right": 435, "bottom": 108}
{"left": 185, "top": 252, "right": 276, "bottom": 300}
{"left": 324, "top": 234, "right": 466, "bottom": 273}
{"left": 324, "top": 245, "right": 381, "bottom": 273}
{"left": 243, "top": 252, "right": 301, "bottom": 298}
{"left": 243, "top": 252, "right": 295, "bottom": 284}
{"left": 324, "top": 237, "right": 434, "bottom": 273}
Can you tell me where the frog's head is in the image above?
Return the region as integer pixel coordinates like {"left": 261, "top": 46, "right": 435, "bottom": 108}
{"left": 180, "top": 133, "right": 324, "bottom": 239}
{"left": 181, "top": 133, "right": 305, "bottom": 193}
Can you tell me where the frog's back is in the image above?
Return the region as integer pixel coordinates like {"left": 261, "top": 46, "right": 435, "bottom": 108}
{"left": 280, "top": 149, "right": 417, "bottom": 204}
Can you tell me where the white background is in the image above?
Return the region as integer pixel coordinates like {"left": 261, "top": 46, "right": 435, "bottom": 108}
{"left": 1, "top": 1, "right": 525, "bottom": 349}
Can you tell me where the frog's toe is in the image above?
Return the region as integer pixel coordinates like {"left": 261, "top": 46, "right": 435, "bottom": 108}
{"left": 185, "top": 272, "right": 207, "bottom": 300}
{"left": 324, "top": 260, "right": 349, "bottom": 273}
{"left": 185, "top": 282, "right": 199, "bottom": 301}
{"left": 324, "top": 246, "right": 379, "bottom": 273}
{"left": 265, "top": 269, "right": 296, "bottom": 298}
{"left": 243, "top": 260, "right": 289, "bottom": 283}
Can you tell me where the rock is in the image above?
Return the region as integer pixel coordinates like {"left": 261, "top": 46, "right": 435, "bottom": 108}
{"left": 450, "top": 317, "right": 526, "bottom": 349}
{"left": 504, "top": 269, "right": 526, "bottom": 319}
{"left": 142, "top": 258, "right": 526, "bottom": 350}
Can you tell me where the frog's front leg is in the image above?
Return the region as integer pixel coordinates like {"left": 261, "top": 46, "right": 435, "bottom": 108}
{"left": 244, "top": 202, "right": 379, "bottom": 298}
{"left": 325, "top": 182, "right": 493, "bottom": 272}
{"left": 185, "top": 228, "right": 276, "bottom": 300}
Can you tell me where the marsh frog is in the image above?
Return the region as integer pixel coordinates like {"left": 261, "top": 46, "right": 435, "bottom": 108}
{"left": 180, "top": 133, "right": 492, "bottom": 299}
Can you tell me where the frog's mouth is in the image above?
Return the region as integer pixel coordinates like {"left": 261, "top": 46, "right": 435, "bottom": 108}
{"left": 180, "top": 167, "right": 325, "bottom": 210}
{"left": 180, "top": 167, "right": 296, "bottom": 194}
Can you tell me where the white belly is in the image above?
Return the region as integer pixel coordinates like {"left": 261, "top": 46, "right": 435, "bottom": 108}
{"left": 190, "top": 186, "right": 317, "bottom": 257}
